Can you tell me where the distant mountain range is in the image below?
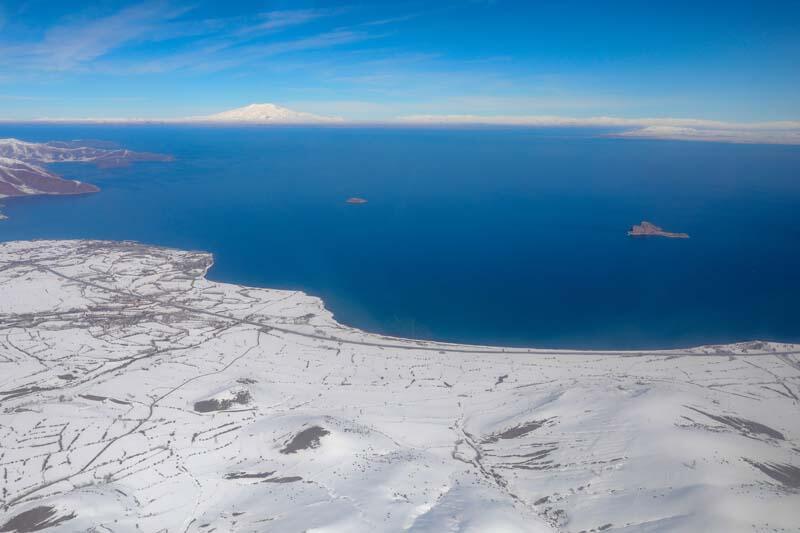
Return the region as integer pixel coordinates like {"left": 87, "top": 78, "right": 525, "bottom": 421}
{"left": 0, "top": 138, "right": 171, "bottom": 202}
{"left": 1, "top": 104, "right": 798, "bottom": 144}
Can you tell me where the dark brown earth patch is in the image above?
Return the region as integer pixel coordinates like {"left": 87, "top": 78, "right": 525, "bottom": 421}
{"left": 686, "top": 406, "right": 784, "bottom": 440}
{"left": 280, "top": 426, "right": 330, "bottom": 454}
{"left": 79, "top": 394, "right": 106, "bottom": 402}
{"left": 483, "top": 418, "right": 553, "bottom": 444}
{"left": 744, "top": 459, "right": 800, "bottom": 489}
{"left": 262, "top": 476, "right": 302, "bottom": 483}
{"left": 109, "top": 398, "right": 131, "bottom": 405}
{"left": 226, "top": 471, "right": 302, "bottom": 483}
{"left": 226, "top": 471, "right": 275, "bottom": 479}
{"left": 194, "top": 390, "right": 251, "bottom": 413}
{"left": 0, "top": 506, "right": 76, "bottom": 532}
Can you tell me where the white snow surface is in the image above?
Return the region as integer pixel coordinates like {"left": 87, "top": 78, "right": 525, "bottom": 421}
{"left": 0, "top": 240, "right": 798, "bottom": 532}
{"left": 0, "top": 138, "right": 128, "bottom": 164}
{"left": 0, "top": 138, "right": 171, "bottom": 165}
{"left": 194, "top": 103, "right": 342, "bottom": 123}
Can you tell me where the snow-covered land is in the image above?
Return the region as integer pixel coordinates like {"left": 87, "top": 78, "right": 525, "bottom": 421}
{"left": 0, "top": 139, "right": 172, "bottom": 166}
{"left": 0, "top": 240, "right": 798, "bottom": 532}
{"left": 0, "top": 139, "right": 171, "bottom": 200}
{"left": 193, "top": 103, "right": 341, "bottom": 124}
{"left": 0, "top": 156, "right": 98, "bottom": 198}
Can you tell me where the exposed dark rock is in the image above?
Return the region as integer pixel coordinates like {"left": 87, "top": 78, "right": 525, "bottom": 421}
{"left": 687, "top": 406, "right": 784, "bottom": 440}
{"left": 194, "top": 390, "right": 251, "bottom": 413}
{"left": 744, "top": 459, "right": 800, "bottom": 489}
{"left": 0, "top": 506, "right": 76, "bottom": 532}
{"left": 280, "top": 426, "right": 330, "bottom": 454}
{"left": 483, "top": 419, "right": 553, "bottom": 444}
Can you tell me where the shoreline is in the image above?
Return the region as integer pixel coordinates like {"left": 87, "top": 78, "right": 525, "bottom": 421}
{"left": 1, "top": 238, "right": 798, "bottom": 531}
{"left": 1, "top": 237, "right": 795, "bottom": 353}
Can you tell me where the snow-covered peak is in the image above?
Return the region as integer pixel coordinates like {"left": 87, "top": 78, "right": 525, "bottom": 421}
{"left": 197, "top": 103, "right": 341, "bottom": 124}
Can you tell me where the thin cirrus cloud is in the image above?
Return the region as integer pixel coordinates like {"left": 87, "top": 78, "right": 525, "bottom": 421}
{"left": 112, "top": 29, "right": 373, "bottom": 75}
{"left": 246, "top": 8, "right": 342, "bottom": 33}
{"left": 0, "top": 2, "right": 361, "bottom": 75}
{"left": 2, "top": 2, "right": 192, "bottom": 72}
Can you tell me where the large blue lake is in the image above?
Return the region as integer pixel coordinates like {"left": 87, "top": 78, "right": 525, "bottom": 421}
{"left": 2, "top": 125, "right": 799, "bottom": 349}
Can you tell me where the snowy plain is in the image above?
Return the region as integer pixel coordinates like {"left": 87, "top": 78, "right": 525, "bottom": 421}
{"left": 0, "top": 240, "right": 798, "bottom": 532}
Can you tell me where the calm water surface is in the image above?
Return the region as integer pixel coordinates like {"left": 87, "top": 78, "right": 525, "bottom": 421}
{"left": 2, "top": 125, "right": 799, "bottom": 349}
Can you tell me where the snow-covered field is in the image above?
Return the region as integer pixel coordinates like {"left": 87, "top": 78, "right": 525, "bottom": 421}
{"left": 0, "top": 240, "right": 798, "bottom": 532}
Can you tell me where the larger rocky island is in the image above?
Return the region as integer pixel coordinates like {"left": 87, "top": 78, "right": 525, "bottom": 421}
{"left": 628, "top": 221, "right": 689, "bottom": 239}
{"left": 0, "top": 240, "right": 798, "bottom": 532}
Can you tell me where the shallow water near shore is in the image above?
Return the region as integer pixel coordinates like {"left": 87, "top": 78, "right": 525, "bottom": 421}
{"left": 1, "top": 124, "right": 799, "bottom": 349}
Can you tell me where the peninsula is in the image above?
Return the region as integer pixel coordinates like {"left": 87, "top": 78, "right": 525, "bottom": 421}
{"left": 0, "top": 139, "right": 171, "bottom": 216}
{"left": 0, "top": 239, "right": 797, "bottom": 532}
{"left": 628, "top": 220, "right": 689, "bottom": 238}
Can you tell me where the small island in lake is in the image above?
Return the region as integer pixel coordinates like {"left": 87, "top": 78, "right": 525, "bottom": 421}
{"left": 628, "top": 221, "right": 689, "bottom": 239}
{"left": 345, "top": 197, "right": 368, "bottom": 204}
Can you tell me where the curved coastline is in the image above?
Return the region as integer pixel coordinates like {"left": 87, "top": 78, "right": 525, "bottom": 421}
{"left": 1, "top": 239, "right": 798, "bottom": 531}
{"left": 200, "top": 250, "right": 786, "bottom": 354}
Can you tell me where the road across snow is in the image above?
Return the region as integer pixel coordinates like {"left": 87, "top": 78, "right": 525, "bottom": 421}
{"left": 0, "top": 240, "right": 798, "bottom": 532}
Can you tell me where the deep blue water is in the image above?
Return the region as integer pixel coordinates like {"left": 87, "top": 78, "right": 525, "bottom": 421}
{"left": 1, "top": 124, "right": 799, "bottom": 349}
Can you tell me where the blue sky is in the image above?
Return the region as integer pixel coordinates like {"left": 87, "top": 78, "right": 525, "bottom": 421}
{"left": 0, "top": 0, "right": 798, "bottom": 121}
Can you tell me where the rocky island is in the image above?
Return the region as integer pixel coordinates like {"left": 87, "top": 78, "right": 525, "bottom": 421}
{"left": 628, "top": 220, "right": 689, "bottom": 238}
{"left": 345, "top": 196, "right": 368, "bottom": 204}
{"left": 0, "top": 239, "right": 797, "bottom": 532}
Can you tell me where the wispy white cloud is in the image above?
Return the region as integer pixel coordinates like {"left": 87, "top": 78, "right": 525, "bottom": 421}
{"left": 247, "top": 9, "right": 339, "bottom": 33}
{"left": 0, "top": 2, "right": 370, "bottom": 76}
{"left": 109, "top": 29, "right": 374, "bottom": 75}
{"left": 5, "top": 1, "right": 193, "bottom": 71}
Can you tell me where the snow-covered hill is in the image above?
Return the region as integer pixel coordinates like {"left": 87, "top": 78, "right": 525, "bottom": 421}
{"left": 0, "top": 139, "right": 171, "bottom": 203}
{"left": 0, "top": 240, "right": 797, "bottom": 532}
{"left": 0, "top": 157, "right": 99, "bottom": 197}
{"left": 195, "top": 103, "right": 341, "bottom": 123}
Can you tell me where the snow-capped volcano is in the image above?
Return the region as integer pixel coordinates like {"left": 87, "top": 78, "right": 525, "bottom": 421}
{"left": 196, "top": 103, "right": 340, "bottom": 124}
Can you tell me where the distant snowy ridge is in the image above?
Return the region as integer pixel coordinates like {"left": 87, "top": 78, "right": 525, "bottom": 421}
{"left": 191, "top": 103, "right": 342, "bottom": 124}
{"left": 396, "top": 115, "right": 800, "bottom": 145}
{"left": 4, "top": 106, "right": 800, "bottom": 144}
{"left": 0, "top": 138, "right": 173, "bottom": 165}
